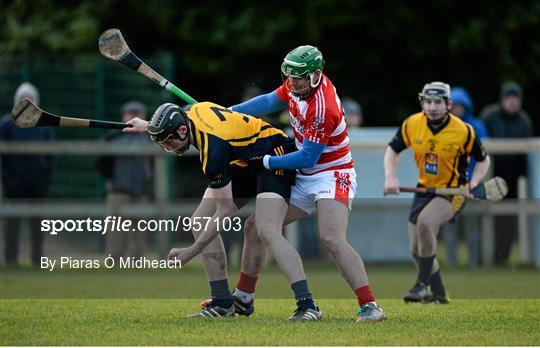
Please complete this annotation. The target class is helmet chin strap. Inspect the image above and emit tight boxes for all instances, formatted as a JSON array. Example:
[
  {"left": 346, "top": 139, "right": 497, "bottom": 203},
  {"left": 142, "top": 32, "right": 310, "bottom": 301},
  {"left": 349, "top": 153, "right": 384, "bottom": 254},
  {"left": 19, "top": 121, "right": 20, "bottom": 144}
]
[
  {"left": 173, "top": 120, "right": 193, "bottom": 156},
  {"left": 285, "top": 71, "right": 322, "bottom": 99},
  {"left": 310, "top": 72, "right": 322, "bottom": 88}
]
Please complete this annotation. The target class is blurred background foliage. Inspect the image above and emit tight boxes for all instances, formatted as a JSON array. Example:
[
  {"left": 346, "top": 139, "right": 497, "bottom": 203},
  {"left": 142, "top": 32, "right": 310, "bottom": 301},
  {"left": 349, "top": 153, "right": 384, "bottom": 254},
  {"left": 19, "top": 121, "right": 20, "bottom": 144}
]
[{"left": 1, "top": 0, "right": 539, "bottom": 131}]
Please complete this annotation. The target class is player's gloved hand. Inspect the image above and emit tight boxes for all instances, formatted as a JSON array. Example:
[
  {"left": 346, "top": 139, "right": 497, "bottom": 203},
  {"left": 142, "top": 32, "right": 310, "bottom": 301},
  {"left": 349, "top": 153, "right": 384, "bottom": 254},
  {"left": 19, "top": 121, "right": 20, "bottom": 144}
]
[{"left": 247, "top": 154, "right": 270, "bottom": 172}]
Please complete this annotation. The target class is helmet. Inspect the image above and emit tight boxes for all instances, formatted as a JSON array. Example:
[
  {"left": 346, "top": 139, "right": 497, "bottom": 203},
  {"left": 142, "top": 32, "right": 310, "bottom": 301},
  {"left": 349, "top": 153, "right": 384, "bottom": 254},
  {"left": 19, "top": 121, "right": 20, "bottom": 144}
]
[
  {"left": 418, "top": 82, "right": 451, "bottom": 103},
  {"left": 148, "top": 103, "right": 191, "bottom": 155},
  {"left": 281, "top": 45, "right": 325, "bottom": 93}
]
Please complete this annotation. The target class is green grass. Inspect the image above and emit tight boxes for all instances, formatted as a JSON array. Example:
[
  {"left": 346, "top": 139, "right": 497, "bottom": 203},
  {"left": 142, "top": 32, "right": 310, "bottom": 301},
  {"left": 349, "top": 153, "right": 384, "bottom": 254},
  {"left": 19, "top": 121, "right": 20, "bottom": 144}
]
[
  {"left": 1, "top": 299, "right": 539, "bottom": 345},
  {"left": 1, "top": 265, "right": 539, "bottom": 345},
  {"left": 2, "top": 264, "right": 539, "bottom": 299}
]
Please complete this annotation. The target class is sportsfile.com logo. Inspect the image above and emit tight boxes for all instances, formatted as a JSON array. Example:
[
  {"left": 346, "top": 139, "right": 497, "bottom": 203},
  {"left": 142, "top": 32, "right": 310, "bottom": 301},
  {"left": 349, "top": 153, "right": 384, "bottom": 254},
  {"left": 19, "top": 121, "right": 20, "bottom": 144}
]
[{"left": 41, "top": 216, "right": 242, "bottom": 236}]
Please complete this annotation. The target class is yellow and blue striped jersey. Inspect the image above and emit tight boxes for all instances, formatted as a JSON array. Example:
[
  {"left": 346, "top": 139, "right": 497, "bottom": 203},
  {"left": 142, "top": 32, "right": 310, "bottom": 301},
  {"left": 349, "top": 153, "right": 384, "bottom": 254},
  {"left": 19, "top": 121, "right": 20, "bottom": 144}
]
[
  {"left": 187, "top": 102, "right": 288, "bottom": 188},
  {"left": 389, "top": 112, "right": 486, "bottom": 188}
]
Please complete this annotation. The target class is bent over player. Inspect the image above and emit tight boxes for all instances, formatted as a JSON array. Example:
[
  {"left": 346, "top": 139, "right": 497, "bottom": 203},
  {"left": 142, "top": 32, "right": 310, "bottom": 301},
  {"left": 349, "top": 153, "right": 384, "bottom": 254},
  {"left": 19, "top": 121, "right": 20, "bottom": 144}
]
[
  {"left": 229, "top": 45, "right": 385, "bottom": 322},
  {"left": 125, "top": 101, "right": 323, "bottom": 320},
  {"left": 383, "top": 82, "right": 490, "bottom": 304}
]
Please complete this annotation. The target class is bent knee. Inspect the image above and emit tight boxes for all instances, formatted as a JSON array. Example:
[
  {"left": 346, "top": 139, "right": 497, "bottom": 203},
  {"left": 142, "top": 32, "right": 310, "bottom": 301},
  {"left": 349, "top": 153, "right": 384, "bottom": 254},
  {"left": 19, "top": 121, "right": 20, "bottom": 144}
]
[
  {"left": 320, "top": 234, "right": 346, "bottom": 254},
  {"left": 244, "top": 215, "right": 257, "bottom": 234},
  {"left": 416, "top": 219, "right": 433, "bottom": 238},
  {"left": 256, "top": 228, "right": 279, "bottom": 246}
]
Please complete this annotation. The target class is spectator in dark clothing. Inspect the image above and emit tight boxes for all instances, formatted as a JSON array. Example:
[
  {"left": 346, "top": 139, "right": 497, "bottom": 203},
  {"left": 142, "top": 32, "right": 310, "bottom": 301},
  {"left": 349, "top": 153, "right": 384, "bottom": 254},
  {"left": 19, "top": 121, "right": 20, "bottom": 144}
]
[
  {"left": 480, "top": 82, "right": 534, "bottom": 265},
  {"left": 96, "top": 101, "right": 153, "bottom": 260},
  {"left": 443, "top": 87, "right": 488, "bottom": 267},
  {"left": 0, "top": 82, "right": 53, "bottom": 265},
  {"left": 342, "top": 97, "right": 363, "bottom": 129}
]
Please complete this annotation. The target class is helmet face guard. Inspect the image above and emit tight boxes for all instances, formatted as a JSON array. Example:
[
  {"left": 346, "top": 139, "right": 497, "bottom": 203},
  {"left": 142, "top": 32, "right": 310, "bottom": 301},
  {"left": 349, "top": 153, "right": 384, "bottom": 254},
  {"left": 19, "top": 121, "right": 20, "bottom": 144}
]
[
  {"left": 281, "top": 45, "right": 325, "bottom": 98},
  {"left": 152, "top": 132, "right": 190, "bottom": 155},
  {"left": 418, "top": 82, "right": 452, "bottom": 124},
  {"left": 418, "top": 82, "right": 451, "bottom": 105}
]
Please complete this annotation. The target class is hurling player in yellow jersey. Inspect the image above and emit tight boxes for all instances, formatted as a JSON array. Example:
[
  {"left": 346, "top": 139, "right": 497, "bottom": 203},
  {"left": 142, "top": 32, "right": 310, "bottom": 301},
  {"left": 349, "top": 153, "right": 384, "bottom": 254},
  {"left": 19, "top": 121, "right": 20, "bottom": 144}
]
[
  {"left": 384, "top": 82, "right": 490, "bottom": 304},
  {"left": 124, "top": 102, "right": 324, "bottom": 320}
]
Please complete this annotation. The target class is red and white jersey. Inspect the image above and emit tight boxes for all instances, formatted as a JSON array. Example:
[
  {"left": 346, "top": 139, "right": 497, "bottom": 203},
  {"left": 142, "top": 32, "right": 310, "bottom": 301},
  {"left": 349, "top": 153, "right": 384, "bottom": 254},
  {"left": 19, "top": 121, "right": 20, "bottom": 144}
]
[{"left": 276, "top": 74, "right": 354, "bottom": 175}]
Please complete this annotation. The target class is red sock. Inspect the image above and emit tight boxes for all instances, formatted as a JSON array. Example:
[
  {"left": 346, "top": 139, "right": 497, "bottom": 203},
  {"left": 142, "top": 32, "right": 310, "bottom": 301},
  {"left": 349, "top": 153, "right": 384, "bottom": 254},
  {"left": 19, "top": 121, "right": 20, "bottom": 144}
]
[
  {"left": 355, "top": 285, "right": 375, "bottom": 306},
  {"left": 235, "top": 272, "right": 259, "bottom": 293}
]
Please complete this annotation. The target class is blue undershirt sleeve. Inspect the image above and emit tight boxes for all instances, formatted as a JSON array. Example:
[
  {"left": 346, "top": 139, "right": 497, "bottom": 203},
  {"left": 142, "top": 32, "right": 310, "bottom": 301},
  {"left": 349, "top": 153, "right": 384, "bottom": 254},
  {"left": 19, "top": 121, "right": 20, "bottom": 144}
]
[
  {"left": 230, "top": 91, "right": 287, "bottom": 116},
  {"left": 268, "top": 139, "right": 325, "bottom": 170}
]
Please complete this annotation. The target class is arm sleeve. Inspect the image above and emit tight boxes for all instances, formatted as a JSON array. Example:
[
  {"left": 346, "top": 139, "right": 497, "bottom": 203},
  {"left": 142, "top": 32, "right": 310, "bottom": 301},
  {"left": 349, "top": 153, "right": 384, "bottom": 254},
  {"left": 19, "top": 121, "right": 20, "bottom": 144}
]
[
  {"left": 470, "top": 137, "right": 487, "bottom": 161},
  {"left": 388, "top": 120, "right": 409, "bottom": 153},
  {"left": 464, "top": 124, "right": 487, "bottom": 161},
  {"left": 204, "top": 136, "right": 232, "bottom": 188},
  {"left": 267, "top": 139, "right": 325, "bottom": 170},
  {"left": 230, "top": 91, "right": 288, "bottom": 116},
  {"left": 206, "top": 157, "right": 231, "bottom": 189}
]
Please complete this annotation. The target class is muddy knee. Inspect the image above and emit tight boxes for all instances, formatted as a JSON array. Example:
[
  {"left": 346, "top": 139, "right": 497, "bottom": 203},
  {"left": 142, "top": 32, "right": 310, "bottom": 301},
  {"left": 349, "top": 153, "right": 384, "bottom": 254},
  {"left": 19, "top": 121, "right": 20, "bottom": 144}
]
[{"left": 243, "top": 215, "right": 258, "bottom": 240}]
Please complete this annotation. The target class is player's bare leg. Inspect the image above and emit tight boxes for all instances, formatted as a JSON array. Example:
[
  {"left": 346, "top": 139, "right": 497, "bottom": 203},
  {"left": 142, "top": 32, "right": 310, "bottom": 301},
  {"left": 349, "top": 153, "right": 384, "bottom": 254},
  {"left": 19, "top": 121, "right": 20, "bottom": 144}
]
[
  {"left": 404, "top": 197, "right": 453, "bottom": 304},
  {"left": 240, "top": 215, "right": 268, "bottom": 276},
  {"left": 188, "top": 191, "right": 235, "bottom": 318},
  {"left": 316, "top": 198, "right": 384, "bottom": 322},
  {"left": 409, "top": 223, "right": 441, "bottom": 275},
  {"left": 232, "top": 203, "right": 310, "bottom": 316},
  {"left": 254, "top": 193, "right": 321, "bottom": 320},
  {"left": 317, "top": 199, "right": 367, "bottom": 288},
  {"left": 231, "top": 214, "right": 267, "bottom": 316},
  {"left": 235, "top": 204, "right": 309, "bottom": 283},
  {"left": 255, "top": 194, "right": 306, "bottom": 283}
]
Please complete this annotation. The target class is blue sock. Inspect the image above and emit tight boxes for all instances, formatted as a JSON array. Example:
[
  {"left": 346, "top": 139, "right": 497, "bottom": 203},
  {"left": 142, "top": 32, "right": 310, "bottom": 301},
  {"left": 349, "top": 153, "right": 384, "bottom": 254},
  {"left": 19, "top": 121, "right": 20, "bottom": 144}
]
[
  {"left": 210, "top": 279, "right": 233, "bottom": 308},
  {"left": 291, "top": 280, "right": 316, "bottom": 310},
  {"left": 417, "top": 255, "right": 435, "bottom": 285}
]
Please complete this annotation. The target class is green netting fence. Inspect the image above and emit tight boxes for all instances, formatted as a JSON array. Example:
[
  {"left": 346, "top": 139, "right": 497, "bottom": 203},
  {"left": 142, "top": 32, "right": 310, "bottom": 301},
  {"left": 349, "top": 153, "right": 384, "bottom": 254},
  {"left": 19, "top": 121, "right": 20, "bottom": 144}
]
[{"left": 0, "top": 54, "right": 177, "bottom": 198}]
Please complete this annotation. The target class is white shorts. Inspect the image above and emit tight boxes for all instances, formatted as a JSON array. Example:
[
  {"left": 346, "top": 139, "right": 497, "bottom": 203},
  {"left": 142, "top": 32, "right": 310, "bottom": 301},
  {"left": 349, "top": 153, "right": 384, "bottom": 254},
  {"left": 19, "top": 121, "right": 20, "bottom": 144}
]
[{"left": 290, "top": 168, "right": 357, "bottom": 214}]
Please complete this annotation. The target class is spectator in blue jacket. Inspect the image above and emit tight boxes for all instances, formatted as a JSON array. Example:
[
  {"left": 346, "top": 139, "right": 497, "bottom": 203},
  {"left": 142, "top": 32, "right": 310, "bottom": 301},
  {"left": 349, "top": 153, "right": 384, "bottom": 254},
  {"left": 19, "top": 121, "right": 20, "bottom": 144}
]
[
  {"left": 451, "top": 87, "right": 488, "bottom": 178},
  {"left": 443, "top": 87, "right": 488, "bottom": 267}
]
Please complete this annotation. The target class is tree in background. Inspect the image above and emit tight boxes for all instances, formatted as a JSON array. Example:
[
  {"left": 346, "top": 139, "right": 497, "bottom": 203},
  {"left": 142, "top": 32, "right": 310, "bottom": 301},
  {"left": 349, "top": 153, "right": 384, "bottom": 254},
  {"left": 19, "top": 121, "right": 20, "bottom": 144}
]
[{"left": 1, "top": 0, "right": 538, "bottom": 133}]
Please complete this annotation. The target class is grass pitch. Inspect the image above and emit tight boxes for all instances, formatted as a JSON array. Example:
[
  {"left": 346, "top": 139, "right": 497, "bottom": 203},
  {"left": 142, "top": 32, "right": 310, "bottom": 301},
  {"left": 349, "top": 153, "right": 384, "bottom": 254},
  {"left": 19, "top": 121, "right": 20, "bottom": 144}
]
[{"left": 1, "top": 265, "right": 539, "bottom": 345}]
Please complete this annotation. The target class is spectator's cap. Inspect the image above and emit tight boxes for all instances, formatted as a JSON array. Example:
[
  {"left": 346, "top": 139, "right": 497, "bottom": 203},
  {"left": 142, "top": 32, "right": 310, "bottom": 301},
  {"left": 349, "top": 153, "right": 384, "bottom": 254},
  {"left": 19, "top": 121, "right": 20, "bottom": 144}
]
[
  {"left": 14, "top": 82, "right": 40, "bottom": 106},
  {"left": 342, "top": 97, "right": 362, "bottom": 116},
  {"left": 500, "top": 81, "right": 523, "bottom": 99},
  {"left": 122, "top": 100, "right": 146, "bottom": 115}
]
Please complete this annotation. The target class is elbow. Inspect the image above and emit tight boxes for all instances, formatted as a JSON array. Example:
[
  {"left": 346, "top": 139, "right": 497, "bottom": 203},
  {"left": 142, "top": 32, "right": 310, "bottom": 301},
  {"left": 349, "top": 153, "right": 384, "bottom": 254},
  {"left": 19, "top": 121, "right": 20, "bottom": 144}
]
[
  {"left": 478, "top": 154, "right": 490, "bottom": 166},
  {"left": 304, "top": 148, "right": 322, "bottom": 168},
  {"left": 484, "top": 155, "right": 491, "bottom": 168},
  {"left": 307, "top": 156, "right": 319, "bottom": 168},
  {"left": 300, "top": 154, "right": 319, "bottom": 169}
]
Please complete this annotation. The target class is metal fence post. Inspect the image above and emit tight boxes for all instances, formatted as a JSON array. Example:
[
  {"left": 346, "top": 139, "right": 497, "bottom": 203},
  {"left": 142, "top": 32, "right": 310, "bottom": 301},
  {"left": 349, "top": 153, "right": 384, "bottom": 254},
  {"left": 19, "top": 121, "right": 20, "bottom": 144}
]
[
  {"left": 518, "top": 177, "right": 531, "bottom": 263},
  {"left": 481, "top": 214, "right": 494, "bottom": 266}
]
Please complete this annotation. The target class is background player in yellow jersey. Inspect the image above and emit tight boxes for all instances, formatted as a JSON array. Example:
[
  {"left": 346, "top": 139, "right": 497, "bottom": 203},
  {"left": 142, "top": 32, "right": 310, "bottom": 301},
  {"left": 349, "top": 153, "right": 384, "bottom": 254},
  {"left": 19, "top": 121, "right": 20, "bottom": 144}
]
[
  {"left": 125, "top": 102, "right": 323, "bottom": 320},
  {"left": 383, "top": 82, "right": 490, "bottom": 304}
]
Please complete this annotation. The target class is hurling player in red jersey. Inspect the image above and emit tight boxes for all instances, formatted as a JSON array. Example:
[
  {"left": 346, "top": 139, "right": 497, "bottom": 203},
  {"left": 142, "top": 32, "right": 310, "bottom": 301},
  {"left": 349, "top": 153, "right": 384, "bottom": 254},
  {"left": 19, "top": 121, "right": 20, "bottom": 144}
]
[{"left": 229, "top": 46, "right": 385, "bottom": 322}]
